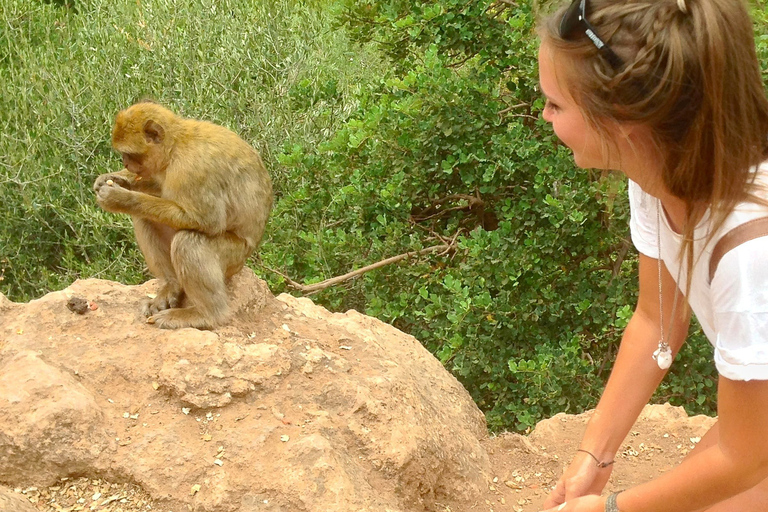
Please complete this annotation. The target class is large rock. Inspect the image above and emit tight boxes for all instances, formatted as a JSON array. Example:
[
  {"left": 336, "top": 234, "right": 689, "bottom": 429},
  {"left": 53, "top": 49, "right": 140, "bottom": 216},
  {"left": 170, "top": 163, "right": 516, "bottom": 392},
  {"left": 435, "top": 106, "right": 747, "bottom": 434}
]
[
  {"left": 0, "top": 269, "right": 491, "bottom": 512},
  {"left": 0, "top": 487, "right": 37, "bottom": 512},
  {"left": 0, "top": 351, "right": 110, "bottom": 483}
]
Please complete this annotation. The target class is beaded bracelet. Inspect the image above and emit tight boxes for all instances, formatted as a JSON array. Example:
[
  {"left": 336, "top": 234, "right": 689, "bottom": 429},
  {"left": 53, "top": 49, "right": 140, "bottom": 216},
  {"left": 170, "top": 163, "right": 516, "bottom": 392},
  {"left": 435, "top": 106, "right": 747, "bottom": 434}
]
[
  {"left": 577, "top": 449, "right": 615, "bottom": 468},
  {"left": 605, "top": 491, "right": 622, "bottom": 512}
]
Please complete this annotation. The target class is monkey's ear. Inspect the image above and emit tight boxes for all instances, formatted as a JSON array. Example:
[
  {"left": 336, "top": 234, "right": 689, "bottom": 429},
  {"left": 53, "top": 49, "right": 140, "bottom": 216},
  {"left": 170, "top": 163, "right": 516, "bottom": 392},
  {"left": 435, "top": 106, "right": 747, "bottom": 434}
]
[{"left": 143, "top": 120, "right": 165, "bottom": 144}]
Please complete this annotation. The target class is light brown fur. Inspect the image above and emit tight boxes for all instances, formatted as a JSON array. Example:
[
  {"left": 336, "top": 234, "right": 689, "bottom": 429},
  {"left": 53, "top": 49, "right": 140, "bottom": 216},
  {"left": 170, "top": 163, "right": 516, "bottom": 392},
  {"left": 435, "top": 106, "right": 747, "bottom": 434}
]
[{"left": 94, "top": 102, "right": 272, "bottom": 329}]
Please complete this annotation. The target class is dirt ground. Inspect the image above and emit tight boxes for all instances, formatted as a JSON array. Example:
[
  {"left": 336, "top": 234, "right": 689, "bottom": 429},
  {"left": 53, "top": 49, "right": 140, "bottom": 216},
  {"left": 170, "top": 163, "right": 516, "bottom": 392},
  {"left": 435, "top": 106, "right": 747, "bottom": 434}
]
[
  {"left": 472, "top": 406, "right": 714, "bottom": 512},
  {"left": 10, "top": 405, "right": 713, "bottom": 512}
]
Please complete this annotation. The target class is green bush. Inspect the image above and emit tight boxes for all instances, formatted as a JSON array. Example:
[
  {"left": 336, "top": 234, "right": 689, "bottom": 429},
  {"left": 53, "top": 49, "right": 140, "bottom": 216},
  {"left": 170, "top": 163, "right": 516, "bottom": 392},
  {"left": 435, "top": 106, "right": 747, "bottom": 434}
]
[
  {"left": 265, "top": 0, "right": 766, "bottom": 430},
  {"left": 270, "top": 1, "right": 628, "bottom": 430}
]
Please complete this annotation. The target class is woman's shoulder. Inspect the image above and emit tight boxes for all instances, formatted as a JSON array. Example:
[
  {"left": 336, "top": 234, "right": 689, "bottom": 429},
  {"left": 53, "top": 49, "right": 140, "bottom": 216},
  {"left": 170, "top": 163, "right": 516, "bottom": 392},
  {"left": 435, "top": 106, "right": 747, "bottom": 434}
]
[
  {"left": 707, "top": 161, "right": 768, "bottom": 262},
  {"left": 715, "top": 160, "right": 768, "bottom": 229}
]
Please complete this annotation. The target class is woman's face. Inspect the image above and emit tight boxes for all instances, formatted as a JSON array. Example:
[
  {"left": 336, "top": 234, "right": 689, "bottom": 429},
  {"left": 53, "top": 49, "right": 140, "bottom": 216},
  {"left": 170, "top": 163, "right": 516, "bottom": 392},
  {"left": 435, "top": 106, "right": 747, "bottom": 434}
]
[
  {"left": 538, "top": 42, "right": 670, "bottom": 198},
  {"left": 538, "top": 43, "right": 609, "bottom": 170}
]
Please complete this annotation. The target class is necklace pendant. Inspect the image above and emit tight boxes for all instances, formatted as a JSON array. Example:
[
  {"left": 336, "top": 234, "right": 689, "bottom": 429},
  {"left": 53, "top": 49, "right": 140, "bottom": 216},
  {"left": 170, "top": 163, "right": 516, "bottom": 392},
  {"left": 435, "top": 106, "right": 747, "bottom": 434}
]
[{"left": 652, "top": 343, "right": 673, "bottom": 370}]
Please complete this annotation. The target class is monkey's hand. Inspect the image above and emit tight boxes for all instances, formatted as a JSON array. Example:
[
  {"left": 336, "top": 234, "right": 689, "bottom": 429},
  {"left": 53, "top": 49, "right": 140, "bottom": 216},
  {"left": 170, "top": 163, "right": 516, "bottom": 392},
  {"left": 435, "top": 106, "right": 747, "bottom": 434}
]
[
  {"left": 93, "top": 173, "right": 133, "bottom": 193},
  {"left": 95, "top": 180, "right": 137, "bottom": 214}
]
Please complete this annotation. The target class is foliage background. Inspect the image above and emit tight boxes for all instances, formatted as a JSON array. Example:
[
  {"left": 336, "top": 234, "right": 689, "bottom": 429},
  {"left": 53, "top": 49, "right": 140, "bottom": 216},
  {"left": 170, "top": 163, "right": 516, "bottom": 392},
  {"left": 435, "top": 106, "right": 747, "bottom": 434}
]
[{"left": 2, "top": 0, "right": 766, "bottom": 432}]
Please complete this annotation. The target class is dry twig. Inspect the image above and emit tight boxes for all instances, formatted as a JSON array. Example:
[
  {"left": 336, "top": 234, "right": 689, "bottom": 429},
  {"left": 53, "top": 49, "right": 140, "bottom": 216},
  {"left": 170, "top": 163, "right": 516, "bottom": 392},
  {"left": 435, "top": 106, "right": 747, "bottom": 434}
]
[{"left": 262, "top": 244, "right": 453, "bottom": 294}]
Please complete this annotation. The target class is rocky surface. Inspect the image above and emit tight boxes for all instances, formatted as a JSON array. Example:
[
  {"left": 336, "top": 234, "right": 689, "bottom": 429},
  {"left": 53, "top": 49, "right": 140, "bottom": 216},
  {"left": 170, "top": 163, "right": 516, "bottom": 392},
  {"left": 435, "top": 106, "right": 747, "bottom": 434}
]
[
  {"left": 0, "top": 269, "right": 490, "bottom": 512},
  {"left": 0, "top": 270, "right": 716, "bottom": 512}
]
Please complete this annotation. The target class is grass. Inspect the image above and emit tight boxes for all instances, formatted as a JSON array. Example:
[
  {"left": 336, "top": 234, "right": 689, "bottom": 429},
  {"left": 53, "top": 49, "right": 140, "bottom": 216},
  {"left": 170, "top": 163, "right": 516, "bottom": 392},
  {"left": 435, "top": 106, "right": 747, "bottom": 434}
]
[{"left": 0, "top": 0, "right": 385, "bottom": 301}]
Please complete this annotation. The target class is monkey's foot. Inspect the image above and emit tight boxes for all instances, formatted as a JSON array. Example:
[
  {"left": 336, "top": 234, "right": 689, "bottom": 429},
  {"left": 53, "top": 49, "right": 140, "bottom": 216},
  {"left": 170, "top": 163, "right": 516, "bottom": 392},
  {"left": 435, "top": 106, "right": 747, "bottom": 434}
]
[
  {"left": 141, "top": 286, "right": 183, "bottom": 317},
  {"left": 147, "top": 306, "right": 225, "bottom": 330}
]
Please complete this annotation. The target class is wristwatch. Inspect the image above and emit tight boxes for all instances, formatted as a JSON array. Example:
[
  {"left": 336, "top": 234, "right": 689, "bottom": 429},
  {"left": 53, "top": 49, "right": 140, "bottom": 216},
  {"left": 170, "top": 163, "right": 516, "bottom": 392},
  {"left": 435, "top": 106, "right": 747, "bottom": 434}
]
[{"left": 605, "top": 492, "right": 621, "bottom": 512}]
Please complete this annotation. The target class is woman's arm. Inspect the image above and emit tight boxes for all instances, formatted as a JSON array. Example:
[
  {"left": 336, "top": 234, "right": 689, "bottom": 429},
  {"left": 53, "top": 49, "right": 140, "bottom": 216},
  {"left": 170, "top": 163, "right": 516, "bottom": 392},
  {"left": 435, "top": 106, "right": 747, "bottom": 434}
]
[
  {"left": 580, "top": 253, "right": 690, "bottom": 460},
  {"left": 615, "top": 376, "right": 768, "bottom": 511},
  {"left": 543, "top": 253, "right": 690, "bottom": 506}
]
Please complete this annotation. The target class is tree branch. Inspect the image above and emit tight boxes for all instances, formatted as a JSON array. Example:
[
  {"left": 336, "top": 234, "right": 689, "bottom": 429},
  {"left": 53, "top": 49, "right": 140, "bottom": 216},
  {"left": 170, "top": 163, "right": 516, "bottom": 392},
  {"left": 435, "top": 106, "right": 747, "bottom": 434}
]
[
  {"left": 496, "top": 102, "right": 529, "bottom": 116},
  {"left": 262, "top": 244, "right": 453, "bottom": 295},
  {"left": 412, "top": 194, "right": 484, "bottom": 222}
]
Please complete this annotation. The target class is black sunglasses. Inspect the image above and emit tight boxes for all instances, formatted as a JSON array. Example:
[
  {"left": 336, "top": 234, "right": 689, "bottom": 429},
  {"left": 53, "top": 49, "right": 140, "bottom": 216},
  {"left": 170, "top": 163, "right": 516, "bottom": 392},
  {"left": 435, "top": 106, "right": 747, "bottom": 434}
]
[{"left": 559, "top": 0, "right": 623, "bottom": 69}]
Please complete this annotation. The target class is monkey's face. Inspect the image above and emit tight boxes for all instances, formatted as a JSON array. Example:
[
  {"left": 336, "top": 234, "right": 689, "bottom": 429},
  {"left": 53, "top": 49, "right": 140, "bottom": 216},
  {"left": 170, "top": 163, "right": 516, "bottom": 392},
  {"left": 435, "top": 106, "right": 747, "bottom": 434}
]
[
  {"left": 121, "top": 145, "right": 167, "bottom": 178},
  {"left": 112, "top": 107, "right": 170, "bottom": 178},
  {"left": 122, "top": 152, "right": 145, "bottom": 175}
]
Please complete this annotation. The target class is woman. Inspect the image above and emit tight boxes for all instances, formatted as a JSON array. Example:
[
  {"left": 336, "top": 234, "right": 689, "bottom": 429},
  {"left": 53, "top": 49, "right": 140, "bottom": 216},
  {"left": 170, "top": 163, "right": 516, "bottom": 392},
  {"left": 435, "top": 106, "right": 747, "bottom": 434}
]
[{"left": 536, "top": 0, "right": 768, "bottom": 510}]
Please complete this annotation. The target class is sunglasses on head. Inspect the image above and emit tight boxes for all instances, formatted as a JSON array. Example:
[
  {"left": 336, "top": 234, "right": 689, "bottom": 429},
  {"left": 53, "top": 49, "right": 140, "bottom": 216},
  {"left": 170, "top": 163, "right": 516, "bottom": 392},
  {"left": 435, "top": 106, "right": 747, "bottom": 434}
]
[{"left": 559, "top": 0, "right": 623, "bottom": 69}]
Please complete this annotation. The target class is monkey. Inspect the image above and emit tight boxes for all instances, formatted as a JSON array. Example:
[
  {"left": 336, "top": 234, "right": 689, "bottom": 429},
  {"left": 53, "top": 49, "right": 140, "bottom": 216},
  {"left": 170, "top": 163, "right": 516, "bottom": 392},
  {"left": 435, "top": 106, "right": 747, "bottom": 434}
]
[{"left": 93, "top": 101, "right": 272, "bottom": 329}]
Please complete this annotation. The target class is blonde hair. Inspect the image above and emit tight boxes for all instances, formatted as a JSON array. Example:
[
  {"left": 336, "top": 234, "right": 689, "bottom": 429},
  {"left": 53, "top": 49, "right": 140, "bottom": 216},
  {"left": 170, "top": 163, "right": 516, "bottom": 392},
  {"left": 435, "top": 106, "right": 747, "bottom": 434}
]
[{"left": 540, "top": 0, "right": 768, "bottom": 281}]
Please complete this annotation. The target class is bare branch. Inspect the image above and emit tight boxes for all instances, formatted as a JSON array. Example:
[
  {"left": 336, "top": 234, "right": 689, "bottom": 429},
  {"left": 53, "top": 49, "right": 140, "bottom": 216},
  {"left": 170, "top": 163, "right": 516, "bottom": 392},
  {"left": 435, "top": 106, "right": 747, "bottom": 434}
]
[
  {"left": 412, "top": 194, "right": 484, "bottom": 222},
  {"left": 429, "top": 193, "right": 482, "bottom": 206},
  {"left": 260, "top": 264, "right": 305, "bottom": 290},
  {"left": 447, "top": 53, "right": 478, "bottom": 69},
  {"left": 487, "top": 0, "right": 519, "bottom": 18},
  {"left": 503, "top": 113, "right": 539, "bottom": 121},
  {"left": 496, "top": 102, "right": 529, "bottom": 116},
  {"left": 611, "top": 238, "right": 632, "bottom": 277},
  {"left": 262, "top": 244, "right": 453, "bottom": 295},
  {"left": 414, "top": 205, "right": 471, "bottom": 222}
]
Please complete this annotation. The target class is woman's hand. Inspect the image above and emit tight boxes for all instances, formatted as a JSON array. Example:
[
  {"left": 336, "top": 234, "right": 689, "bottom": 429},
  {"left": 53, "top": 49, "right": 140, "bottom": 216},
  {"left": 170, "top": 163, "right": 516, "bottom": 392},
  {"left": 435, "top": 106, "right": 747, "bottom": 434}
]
[
  {"left": 541, "top": 451, "right": 613, "bottom": 508},
  {"left": 540, "top": 494, "right": 605, "bottom": 512}
]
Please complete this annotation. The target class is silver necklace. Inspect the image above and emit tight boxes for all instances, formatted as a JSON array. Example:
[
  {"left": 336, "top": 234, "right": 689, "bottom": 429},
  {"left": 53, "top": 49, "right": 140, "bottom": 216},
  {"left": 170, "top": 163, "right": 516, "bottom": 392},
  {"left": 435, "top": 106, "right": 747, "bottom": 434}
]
[{"left": 653, "top": 200, "right": 679, "bottom": 370}]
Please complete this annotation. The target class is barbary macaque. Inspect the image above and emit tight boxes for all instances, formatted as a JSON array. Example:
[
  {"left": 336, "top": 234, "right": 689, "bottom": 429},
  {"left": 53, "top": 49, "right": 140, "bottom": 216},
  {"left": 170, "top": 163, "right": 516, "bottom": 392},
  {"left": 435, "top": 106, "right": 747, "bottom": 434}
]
[{"left": 93, "top": 101, "right": 272, "bottom": 329}]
